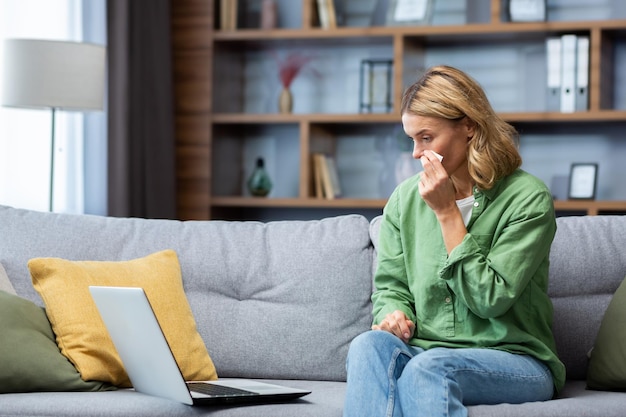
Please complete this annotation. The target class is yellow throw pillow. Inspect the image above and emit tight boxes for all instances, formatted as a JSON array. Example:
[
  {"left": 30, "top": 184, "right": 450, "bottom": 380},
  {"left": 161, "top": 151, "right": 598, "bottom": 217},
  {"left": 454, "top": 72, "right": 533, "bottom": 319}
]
[{"left": 28, "top": 249, "right": 217, "bottom": 387}]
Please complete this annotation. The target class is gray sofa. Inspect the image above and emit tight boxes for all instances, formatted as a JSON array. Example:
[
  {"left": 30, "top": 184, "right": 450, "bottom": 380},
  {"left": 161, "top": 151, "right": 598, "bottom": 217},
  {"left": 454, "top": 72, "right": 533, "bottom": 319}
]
[{"left": 0, "top": 204, "right": 625, "bottom": 416}]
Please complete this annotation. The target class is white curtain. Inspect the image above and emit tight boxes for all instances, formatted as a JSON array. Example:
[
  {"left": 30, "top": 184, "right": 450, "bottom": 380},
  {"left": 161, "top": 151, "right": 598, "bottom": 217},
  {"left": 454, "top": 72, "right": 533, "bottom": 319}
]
[{"left": 0, "top": 0, "right": 107, "bottom": 214}]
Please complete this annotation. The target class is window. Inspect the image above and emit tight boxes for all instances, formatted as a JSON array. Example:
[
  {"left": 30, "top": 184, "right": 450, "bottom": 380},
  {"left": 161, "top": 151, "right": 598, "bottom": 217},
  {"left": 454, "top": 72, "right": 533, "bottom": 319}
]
[{"left": 0, "top": 0, "right": 106, "bottom": 214}]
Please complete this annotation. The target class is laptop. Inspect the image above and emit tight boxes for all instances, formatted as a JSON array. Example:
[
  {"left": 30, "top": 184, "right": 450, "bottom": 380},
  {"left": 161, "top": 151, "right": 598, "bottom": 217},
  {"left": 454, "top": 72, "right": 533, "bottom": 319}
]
[{"left": 88, "top": 285, "right": 311, "bottom": 405}]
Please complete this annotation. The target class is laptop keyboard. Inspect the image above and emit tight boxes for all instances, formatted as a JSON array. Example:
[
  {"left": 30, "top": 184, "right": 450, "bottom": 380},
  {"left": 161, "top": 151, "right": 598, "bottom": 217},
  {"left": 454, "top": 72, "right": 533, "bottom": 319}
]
[{"left": 187, "top": 382, "right": 260, "bottom": 398}]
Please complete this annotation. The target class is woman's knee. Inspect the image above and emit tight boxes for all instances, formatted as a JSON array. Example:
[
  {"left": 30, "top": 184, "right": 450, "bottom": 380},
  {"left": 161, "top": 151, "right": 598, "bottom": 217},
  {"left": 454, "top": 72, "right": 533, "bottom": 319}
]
[
  {"left": 347, "top": 331, "right": 407, "bottom": 364},
  {"left": 400, "top": 348, "right": 459, "bottom": 379},
  {"left": 349, "top": 331, "right": 393, "bottom": 355}
]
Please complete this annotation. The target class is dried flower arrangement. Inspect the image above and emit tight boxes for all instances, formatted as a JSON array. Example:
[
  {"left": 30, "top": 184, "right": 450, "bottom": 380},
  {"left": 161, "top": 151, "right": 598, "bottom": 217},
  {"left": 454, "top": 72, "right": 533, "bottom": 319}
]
[{"left": 273, "top": 52, "right": 316, "bottom": 88}]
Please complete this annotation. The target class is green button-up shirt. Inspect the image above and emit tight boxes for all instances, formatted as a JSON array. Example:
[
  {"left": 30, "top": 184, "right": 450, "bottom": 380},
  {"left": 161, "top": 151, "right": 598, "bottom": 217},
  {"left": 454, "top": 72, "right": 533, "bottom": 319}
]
[{"left": 373, "top": 169, "right": 566, "bottom": 392}]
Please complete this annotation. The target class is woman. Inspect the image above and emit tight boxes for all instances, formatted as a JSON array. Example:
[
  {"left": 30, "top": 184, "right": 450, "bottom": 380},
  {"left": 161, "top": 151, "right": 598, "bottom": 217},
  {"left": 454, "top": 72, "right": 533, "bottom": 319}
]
[{"left": 344, "top": 65, "right": 565, "bottom": 417}]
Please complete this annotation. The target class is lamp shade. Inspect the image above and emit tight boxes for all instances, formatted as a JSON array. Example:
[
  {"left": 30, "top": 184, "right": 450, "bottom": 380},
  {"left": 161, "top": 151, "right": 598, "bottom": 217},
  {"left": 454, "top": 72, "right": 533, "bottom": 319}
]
[{"left": 2, "top": 39, "right": 105, "bottom": 111}]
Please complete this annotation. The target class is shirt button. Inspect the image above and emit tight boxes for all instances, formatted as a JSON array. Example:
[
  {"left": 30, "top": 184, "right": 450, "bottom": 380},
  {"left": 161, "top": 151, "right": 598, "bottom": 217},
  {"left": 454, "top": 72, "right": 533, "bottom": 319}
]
[
  {"left": 445, "top": 297, "right": 451, "bottom": 303},
  {"left": 473, "top": 202, "right": 479, "bottom": 207}
]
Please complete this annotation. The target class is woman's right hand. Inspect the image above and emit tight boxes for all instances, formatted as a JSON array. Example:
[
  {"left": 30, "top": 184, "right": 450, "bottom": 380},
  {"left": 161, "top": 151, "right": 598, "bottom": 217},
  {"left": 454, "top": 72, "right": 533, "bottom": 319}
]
[{"left": 372, "top": 310, "right": 416, "bottom": 343}]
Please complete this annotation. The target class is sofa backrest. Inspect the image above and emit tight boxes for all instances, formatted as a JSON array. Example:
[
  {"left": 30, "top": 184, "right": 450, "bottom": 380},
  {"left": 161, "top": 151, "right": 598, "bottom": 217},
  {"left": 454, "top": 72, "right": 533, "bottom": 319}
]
[
  {"left": 369, "top": 214, "right": 626, "bottom": 381},
  {"left": 0, "top": 206, "right": 375, "bottom": 382},
  {"left": 549, "top": 215, "right": 626, "bottom": 380}
]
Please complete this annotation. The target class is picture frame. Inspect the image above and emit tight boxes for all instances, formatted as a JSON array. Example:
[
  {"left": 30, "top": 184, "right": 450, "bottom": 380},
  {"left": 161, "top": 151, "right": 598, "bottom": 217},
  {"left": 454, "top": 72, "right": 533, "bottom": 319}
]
[
  {"left": 359, "top": 59, "right": 393, "bottom": 113},
  {"left": 386, "top": 0, "right": 434, "bottom": 26},
  {"left": 508, "top": 0, "right": 546, "bottom": 22},
  {"left": 568, "top": 163, "right": 598, "bottom": 200}
]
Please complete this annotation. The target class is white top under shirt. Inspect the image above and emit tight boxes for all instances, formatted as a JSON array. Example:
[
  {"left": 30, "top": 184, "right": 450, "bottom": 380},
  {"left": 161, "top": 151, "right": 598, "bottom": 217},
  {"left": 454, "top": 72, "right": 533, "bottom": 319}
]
[{"left": 456, "top": 195, "right": 475, "bottom": 226}]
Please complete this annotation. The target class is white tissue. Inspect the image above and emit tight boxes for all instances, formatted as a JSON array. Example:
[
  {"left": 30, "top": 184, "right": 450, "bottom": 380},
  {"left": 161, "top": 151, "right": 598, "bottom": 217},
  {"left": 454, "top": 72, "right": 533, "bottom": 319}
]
[
  {"left": 419, "top": 150, "right": 443, "bottom": 170},
  {"left": 430, "top": 150, "right": 444, "bottom": 162}
]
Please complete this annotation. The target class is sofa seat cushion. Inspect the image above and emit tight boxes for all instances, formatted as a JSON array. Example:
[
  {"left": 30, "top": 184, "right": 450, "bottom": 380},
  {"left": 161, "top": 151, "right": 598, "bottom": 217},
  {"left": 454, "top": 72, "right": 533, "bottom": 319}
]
[
  {"left": 0, "top": 380, "right": 347, "bottom": 417},
  {"left": 468, "top": 380, "right": 626, "bottom": 417},
  {"left": 2, "top": 380, "right": 626, "bottom": 417},
  {"left": 587, "top": 276, "right": 626, "bottom": 390},
  {"left": 28, "top": 249, "right": 217, "bottom": 387},
  {"left": 0, "top": 290, "right": 112, "bottom": 393}
]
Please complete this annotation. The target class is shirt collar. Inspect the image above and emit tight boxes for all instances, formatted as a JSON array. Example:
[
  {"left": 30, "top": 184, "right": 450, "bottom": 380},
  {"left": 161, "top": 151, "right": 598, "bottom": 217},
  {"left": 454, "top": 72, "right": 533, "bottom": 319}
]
[{"left": 476, "top": 173, "right": 509, "bottom": 201}]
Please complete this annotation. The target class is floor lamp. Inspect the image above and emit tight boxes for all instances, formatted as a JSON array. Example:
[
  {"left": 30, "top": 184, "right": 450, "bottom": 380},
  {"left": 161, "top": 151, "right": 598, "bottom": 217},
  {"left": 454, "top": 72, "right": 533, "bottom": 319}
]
[{"left": 1, "top": 39, "right": 105, "bottom": 212}]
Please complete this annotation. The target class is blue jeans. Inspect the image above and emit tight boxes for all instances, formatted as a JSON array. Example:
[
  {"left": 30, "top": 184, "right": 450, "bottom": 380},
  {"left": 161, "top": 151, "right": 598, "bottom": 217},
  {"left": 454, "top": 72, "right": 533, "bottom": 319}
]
[{"left": 344, "top": 331, "right": 554, "bottom": 417}]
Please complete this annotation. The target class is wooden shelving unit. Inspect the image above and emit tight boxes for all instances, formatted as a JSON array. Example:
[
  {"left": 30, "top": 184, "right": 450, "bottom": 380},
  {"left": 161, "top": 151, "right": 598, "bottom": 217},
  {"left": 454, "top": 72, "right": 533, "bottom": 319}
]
[
  {"left": 554, "top": 200, "right": 626, "bottom": 216},
  {"left": 212, "top": 196, "right": 387, "bottom": 209},
  {"left": 172, "top": 0, "right": 626, "bottom": 220},
  {"left": 212, "top": 197, "right": 626, "bottom": 215}
]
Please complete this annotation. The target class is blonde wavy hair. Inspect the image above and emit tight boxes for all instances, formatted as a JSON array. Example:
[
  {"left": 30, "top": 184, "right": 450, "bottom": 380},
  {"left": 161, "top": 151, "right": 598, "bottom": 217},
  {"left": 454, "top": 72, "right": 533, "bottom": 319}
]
[{"left": 400, "top": 65, "right": 521, "bottom": 190}]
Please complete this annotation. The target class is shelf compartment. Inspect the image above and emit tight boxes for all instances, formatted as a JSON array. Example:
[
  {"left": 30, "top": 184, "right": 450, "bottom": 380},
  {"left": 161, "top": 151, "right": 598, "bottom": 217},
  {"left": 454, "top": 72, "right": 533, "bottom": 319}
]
[
  {"left": 213, "top": 40, "right": 394, "bottom": 115},
  {"left": 600, "top": 28, "right": 626, "bottom": 110},
  {"left": 517, "top": 122, "right": 626, "bottom": 202},
  {"left": 403, "top": 36, "right": 567, "bottom": 113},
  {"left": 211, "top": 123, "right": 301, "bottom": 198},
  {"left": 309, "top": 122, "right": 414, "bottom": 200},
  {"left": 539, "top": 0, "right": 626, "bottom": 23}
]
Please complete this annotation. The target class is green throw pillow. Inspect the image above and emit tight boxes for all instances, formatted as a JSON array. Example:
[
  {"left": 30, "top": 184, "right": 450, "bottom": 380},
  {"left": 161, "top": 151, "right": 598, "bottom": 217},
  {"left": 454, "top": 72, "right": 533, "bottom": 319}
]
[
  {"left": 0, "top": 290, "right": 114, "bottom": 393},
  {"left": 587, "top": 276, "right": 626, "bottom": 391}
]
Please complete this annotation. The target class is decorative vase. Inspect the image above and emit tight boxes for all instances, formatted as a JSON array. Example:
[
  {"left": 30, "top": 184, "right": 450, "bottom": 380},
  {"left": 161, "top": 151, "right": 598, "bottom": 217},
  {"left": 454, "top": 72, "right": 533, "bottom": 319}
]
[
  {"left": 278, "top": 87, "right": 293, "bottom": 113},
  {"left": 247, "top": 157, "right": 273, "bottom": 197}
]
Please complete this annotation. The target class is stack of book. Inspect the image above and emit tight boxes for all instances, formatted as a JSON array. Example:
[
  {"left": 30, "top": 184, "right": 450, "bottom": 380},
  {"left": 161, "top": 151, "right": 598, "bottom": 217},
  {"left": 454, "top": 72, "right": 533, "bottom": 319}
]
[
  {"left": 546, "top": 34, "right": 589, "bottom": 112},
  {"left": 312, "top": 153, "right": 342, "bottom": 199}
]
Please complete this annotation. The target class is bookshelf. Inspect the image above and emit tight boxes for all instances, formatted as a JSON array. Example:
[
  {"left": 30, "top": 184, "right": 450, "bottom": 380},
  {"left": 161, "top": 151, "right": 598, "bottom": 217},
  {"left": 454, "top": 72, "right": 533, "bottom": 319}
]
[{"left": 172, "top": 0, "right": 626, "bottom": 221}]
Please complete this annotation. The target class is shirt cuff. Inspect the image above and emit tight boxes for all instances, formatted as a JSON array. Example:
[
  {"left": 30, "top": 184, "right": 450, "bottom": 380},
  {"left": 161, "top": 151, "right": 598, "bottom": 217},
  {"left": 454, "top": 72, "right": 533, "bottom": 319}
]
[{"left": 439, "top": 233, "right": 480, "bottom": 280}]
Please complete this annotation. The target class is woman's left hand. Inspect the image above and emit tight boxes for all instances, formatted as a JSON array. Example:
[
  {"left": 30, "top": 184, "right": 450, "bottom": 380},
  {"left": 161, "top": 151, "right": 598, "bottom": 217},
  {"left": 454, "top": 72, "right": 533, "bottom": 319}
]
[
  {"left": 418, "top": 150, "right": 456, "bottom": 213},
  {"left": 418, "top": 150, "right": 468, "bottom": 254}
]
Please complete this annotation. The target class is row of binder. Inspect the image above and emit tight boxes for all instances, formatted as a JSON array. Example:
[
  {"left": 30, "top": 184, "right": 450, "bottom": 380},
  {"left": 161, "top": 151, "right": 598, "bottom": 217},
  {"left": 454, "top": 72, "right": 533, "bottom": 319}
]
[{"left": 546, "top": 34, "right": 589, "bottom": 113}]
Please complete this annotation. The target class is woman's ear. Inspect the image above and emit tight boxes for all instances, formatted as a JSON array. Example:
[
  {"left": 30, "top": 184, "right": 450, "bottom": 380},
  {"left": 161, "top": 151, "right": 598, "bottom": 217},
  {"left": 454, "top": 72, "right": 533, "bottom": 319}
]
[{"left": 464, "top": 118, "right": 476, "bottom": 140}]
